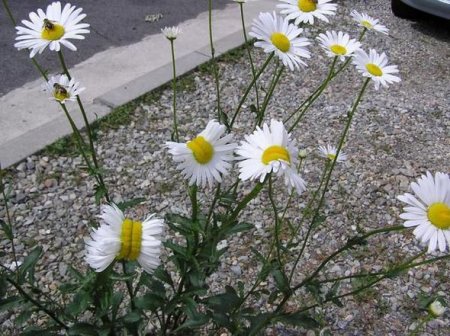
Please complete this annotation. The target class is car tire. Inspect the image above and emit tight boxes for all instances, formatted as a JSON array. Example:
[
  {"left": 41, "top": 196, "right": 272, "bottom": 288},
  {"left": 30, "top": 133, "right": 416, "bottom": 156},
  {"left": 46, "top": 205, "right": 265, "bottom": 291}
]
[{"left": 391, "top": 0, "right": 421, "bottom": 19}]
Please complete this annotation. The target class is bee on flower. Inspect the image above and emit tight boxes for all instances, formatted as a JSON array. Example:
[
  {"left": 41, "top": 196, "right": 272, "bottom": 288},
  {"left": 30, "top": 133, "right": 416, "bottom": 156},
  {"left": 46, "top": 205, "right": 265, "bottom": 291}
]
[
  {"left": 43, "top": 74, "right": 85, "bottom": 104},
  {"left": 14, "top": 1, "right": 90, "bottom": 58}
]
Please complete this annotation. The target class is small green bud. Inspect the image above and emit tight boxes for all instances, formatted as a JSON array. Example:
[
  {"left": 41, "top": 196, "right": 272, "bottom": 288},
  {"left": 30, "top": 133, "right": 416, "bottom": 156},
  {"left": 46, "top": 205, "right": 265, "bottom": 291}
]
[{"left": 298, "top": 149, "right": 308, "bottom": 159}]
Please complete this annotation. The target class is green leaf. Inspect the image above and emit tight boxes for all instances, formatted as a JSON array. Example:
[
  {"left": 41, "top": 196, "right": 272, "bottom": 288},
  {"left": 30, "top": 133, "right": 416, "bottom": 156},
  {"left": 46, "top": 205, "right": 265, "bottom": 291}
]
[
  {"left": 134, "top": 293, "right": 165, "bottom": 312},
  {"left": 224, "top": 222, "right": 254, "bottom": 236},
  {"left": 275, "top": 312, "right": 320, "bottom": 329},
  {"left": 123, "top": 310, "right": 141, "bottom": 324},
  {"left": 116, "top": 197, "right": 146, "bottom": 211},
  {"left": 246, "top": 313, "right": 272, "bottom": 336},
  {"left": 68, "top": 323, "right": 99, "bottom": 336},
  {"left": 272, "top": 267, "right": 290, "bottom": 293},
  {"left": 111, "top": 292, "right": 123, "bottom": 321},
  {"left": 250, "top": 104, "right": 258, "bottom": 114},
  {"left": 174, "top": 313, "right": 210, "bottom": 332},
  {"left": 312, "top": 214, "right": 327, "bottom": 228},
  {"left": 0, "top": 296, "right": 24, "bottom": 312},
  {"left": 18, "top": 246, "right": 42, "bottom": 283},
  {"left": 94, "top": 185, "right": 106, "bottom": 205},
  {"left": 15, "top": 307, "right": 33, "bottom": 326},
  {"left": 22, "top": 326, "right": 59, "bottom": 335},
  {"left": 164, "top": 241, "right": 191, "bottom": 261},
  {"left": 0, "top": 219, "right": 13, "bottom": 240},
  {"left": 153, "top": 267, "right": 174, "bottom": 288},
  {"left": 66, "top": 290, "right": 91, "bottom": 316},
  {"left": 206, "top": 286, "right": 240, "bottom": 314},
  {"left": 110, "top": 271, "right": 136, "bottom": 282}
]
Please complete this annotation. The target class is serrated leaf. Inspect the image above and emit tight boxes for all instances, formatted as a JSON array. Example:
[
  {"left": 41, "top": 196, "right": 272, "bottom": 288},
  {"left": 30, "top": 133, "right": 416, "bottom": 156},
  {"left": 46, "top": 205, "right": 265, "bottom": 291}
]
[
  {"left": 123, "top": 310, "right": 141, "bottom": 324},
  {"left": 174, "top": 313, "right": 210, "bottom": 332},
  {"left": 18, "top": 246, "right": 42, "bottom": 284},
  {"left": 68, "top": 323, "right": 99, "bottom": 336},
  {"left": 110, "top": 272, "right": 136, "bottom": 282},
  {"left": 153, "top": 267, "right": 174, "bottom": 288},
  {"left": 0, "top": 219, "right": 13, "bottom": 240},
  {"left": 225, "top": 222, "right": 254, "bottom": 236},
  {"left": 0, "top": 296, "right": 24, "bottom": 312},
  {"left": 66, "top": 290, "right": 91, "bottom": 316},
  {"left": 272, "top": 268, "right": 290, "bottom": 293},
  {"left": 275, "top": 312, "right": 320, "bottom": 329},
  {"left": 116, "top": 197, "right": 146, "bottom": 211},
  {"left": 134, "top": 293, "right": 164, "bottom": 312}
]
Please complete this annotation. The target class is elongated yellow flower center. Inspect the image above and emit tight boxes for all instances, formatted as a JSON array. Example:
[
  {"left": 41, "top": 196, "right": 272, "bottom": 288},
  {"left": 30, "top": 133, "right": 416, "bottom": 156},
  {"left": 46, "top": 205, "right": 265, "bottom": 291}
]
[
  {"left": 298, "top": 0, "right": 317, "bottom": 12},
  {"left": 361, "top": 20, "right": 373, "bottom": 29},
  {"left": 330, "top": 44, "right": 347, "bottom": 55},
  {"left": 270, "top": 32, "right": 290, "bottom": 53},
  {"left": 366, "top": 63, "right": 383, "bottom": 76},
  {"left": 262, "top": 145, "right": 290, "bottom": 165},
  {"left": 41, "top": 19, "right": 65, "bottom": 41},
  {"left": 187, "top": 136, "right": 214, "bottom": 164},
  {"left": 427, "top": 203, "right": 450, "bottom": 230},
  {"left": 327, "top": 153, "right": 336, "bottom": 160},
  {"left": 118, "top": 219, "right": 143, "bottom": 261},
  {"left": 53, "top": 84, "right": 70, "bottom": 102}
]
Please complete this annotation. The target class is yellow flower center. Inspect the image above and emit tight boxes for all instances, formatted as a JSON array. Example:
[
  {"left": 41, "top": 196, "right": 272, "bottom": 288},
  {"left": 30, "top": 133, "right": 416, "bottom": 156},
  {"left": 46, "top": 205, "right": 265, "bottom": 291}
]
[
  {"left": 366, "top": 63, "right": 383, "bottom": 77},
  {"left": 427, "top": 203, "right": 450, "bottom": 230},
  {"left": 270, "top": 32, "right": 290, "bottom": 53},
  {"left": 330, "top": 44, "right": 347, "bottom": 55},
  {"left": 187, "top": 136, "right": 214, "bottom": 164},
  {"left": 41, "top": 19, "right": 65, "bottom": 41},
  {"left": 117, "top": 219, "right": 143, "bottom": 261},
  {"left": 298, "top": 0, "right": 317, "bottom": 12},
  {"left": 262, "top": 145, "right": 291, "bottom": 165},
  {"left": 361, "top": 20, "right": 373, "bottom": 29},
  {"left": 53, "top": 84, "right": 70, "bottom": 102},
  {"left": 327, "top": 153, "right": 336, "bottom": 160}
]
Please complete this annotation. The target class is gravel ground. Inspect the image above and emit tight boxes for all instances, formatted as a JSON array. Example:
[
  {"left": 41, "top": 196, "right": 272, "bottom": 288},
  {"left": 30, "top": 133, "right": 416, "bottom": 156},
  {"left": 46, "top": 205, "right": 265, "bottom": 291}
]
[{"left": 1, "top": 0, "right": 449, "bottom": 334}]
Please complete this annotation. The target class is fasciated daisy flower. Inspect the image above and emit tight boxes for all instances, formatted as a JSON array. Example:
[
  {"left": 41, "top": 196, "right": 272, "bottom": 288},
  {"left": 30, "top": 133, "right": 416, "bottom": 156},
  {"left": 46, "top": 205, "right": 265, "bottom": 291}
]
[
  {"left": 317, "top": 31, "right": 361, "bottom": 61},
  {"left": 161, "top": 26, "right": 181, "bottom": 40},
  {"left": 236, "top": 119, "right": 306, "bottom": 195},
  {"left": 353, "top": 49, "right": 400, "bottom": 90},
  {"left": 250, "top": 12, "right": 311, "bottom": 70},
  {"left": 398, "top": 172, "right": 450, "bottom": 253},
  {"left": 350, "top": 10, "right": 389, "bottom": 35},
  {"left": 85, "top": 204, "right": 164, "bottom": 273},
  {"left": 43, "top": 74, "right": 85, "bottom": 104},
  {"left": 318, "top": 144, "right": 347, "bottom": 163},
  {"left": 15, "top": 1, "right": 90, "bottom": 58},
  {"left": 166, "top": 120, "right": 236, "bottom": 187},
  {"left": 277, "top": 0, "right": 337, "bottom": 25}
]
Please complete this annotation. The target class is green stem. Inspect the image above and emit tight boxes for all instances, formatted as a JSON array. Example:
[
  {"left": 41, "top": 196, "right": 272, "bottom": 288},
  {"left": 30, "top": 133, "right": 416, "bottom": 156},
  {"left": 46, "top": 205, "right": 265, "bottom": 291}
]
[
  {"left": 268, "top": 175, "right": 282, "bottom": 263},
  {"left": 258, "top": 63, "right": 284, "bottom": 127},
  {"left": 229, "top": 53, "right": 274, "bottom": 129},
  {"left": 287, "top": 57, "right": 337, "bottom": 132},
  {"left": 122, "top": 261, "right": 135, "bottom": 310},
  {"left": 6, "top": 276, "right": 68, "bottom": 329},
  {"left": 1, "top": 179, "right": 19, "bottom": 279},
  {"left": 239, "top": 3, "right": 260, "bottom": 112},
  {"left": 205, "top": 183, "right": 221, "bottom": 234},
  {"left": 57, "top": 50, "right": 110, "bottom": 202},
  {"left": 288, "top": 79, "right": 370, "bottom": 282},
  {"left": 189, "top": 185, "right": 198, "bottom": 222},
  {"left": 170, "top": 40, "right": 180, "bottom": 142},
  {"left": 208, "top": 0, "right": 222, "bottom": 123},
  {"left": 227, "top": 182, "right": 265, "bottom": 225}
]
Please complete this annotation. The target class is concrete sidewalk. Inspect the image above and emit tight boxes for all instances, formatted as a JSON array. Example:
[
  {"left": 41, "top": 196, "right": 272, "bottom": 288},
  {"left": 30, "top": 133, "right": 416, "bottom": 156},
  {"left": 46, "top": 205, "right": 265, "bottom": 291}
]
[{"left": 0, "top": 0, "right": 276, "bottom": 168}]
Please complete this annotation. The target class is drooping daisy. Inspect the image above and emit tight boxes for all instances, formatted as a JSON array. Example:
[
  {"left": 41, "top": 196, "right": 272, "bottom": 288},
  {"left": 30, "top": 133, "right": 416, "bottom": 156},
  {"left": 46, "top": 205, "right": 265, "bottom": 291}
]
[
  {"left": 353, "top": 49, "right": 400, "bottom": 90},
  {"left": 318, "top": 144, "right": 347, "bottom": 163},
  {"left": 161, "top": 26, "right": 181, "bottom": 40},
  {"left": 250, "top": 12, "right": 311, "bottom": 71},
  {"left": 15, "top": 1, "right": 90, "bottom": 58},
  {"left": 317, "top": 31, "right": 361, "bottom": 61},
  {"left": 277, "top": 0, "right": 337, "bottom": 25},
  {"left": 42, "top": 74, "right": 85, "bottom": 104},
  {"left": 398, "top": 172, "right": 450, "bottom": 253},
  {"left": 85, "top": 204, "right": 164, "bottom": 273},
  {"left": 236, "top": 119, "right": 306, "bottom": 194},
  {"left": 350, "top": 10, "right": 389, "bottom": 35},
  {"left": 166, "top": 120, "right": 236, "bottom": 188}
]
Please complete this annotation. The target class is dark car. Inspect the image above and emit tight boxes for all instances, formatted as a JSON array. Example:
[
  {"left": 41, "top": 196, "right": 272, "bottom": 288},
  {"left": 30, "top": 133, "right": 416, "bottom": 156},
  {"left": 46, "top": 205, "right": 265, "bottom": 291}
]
[{"left": 392, "top": 0, "right": 450, "bottom": 19}]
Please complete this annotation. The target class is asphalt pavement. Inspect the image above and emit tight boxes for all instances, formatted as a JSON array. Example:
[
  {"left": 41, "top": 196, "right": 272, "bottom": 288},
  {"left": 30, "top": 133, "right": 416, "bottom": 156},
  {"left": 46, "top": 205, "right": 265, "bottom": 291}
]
[{"left": 0, "top": 0, "right": 228, "bottom": 96}]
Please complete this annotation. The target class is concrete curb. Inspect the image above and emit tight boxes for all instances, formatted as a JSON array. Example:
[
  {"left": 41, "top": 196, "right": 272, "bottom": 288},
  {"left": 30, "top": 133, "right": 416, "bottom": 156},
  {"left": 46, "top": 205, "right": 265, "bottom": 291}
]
[{"left": 0, "top": 0, "right": 276, "bottom": 168}]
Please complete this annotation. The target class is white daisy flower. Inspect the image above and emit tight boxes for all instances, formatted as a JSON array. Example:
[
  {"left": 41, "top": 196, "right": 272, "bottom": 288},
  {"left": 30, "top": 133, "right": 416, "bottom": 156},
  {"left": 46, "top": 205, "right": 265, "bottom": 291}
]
[
  {"left": 397, "top": 172, "right": 450, "bottom": 253},
  {"left": 350, "top": 10, "right": 389, "bottom": 35},
  {"left": 14, "top": 1, "right": 90, "bottom": 58},
  {"left": 317, "top": 31, "right": 361, "bottom": 61},
  {"left": 166, "top": 120, "right": 236, "bottom": 188},
  {"left": 249, "top": 12, "right": 311, "bottom": 71},
  {"left": 318, "top": 144, "right": 347, "bottom": 163},
  {"left": 353, "top": 49, "right": 400, "bottom": 90},
  {"left": 277, "top": 0, "right": 337, "bottom": 25},
  {"left": 161, "top": 26, "right": 181, "bottom": 40},
  {"left": 429, "top": 300, "right": 446, "bottom": 317},
  {"left": 42, "top": 74, "right": 85, "bottom": 104},
  {"left": 236, "top": 119, "right": 306, "bottom": 195},
  {"left": 85, "top": 204, "right": 164, "bottom": 273}
]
